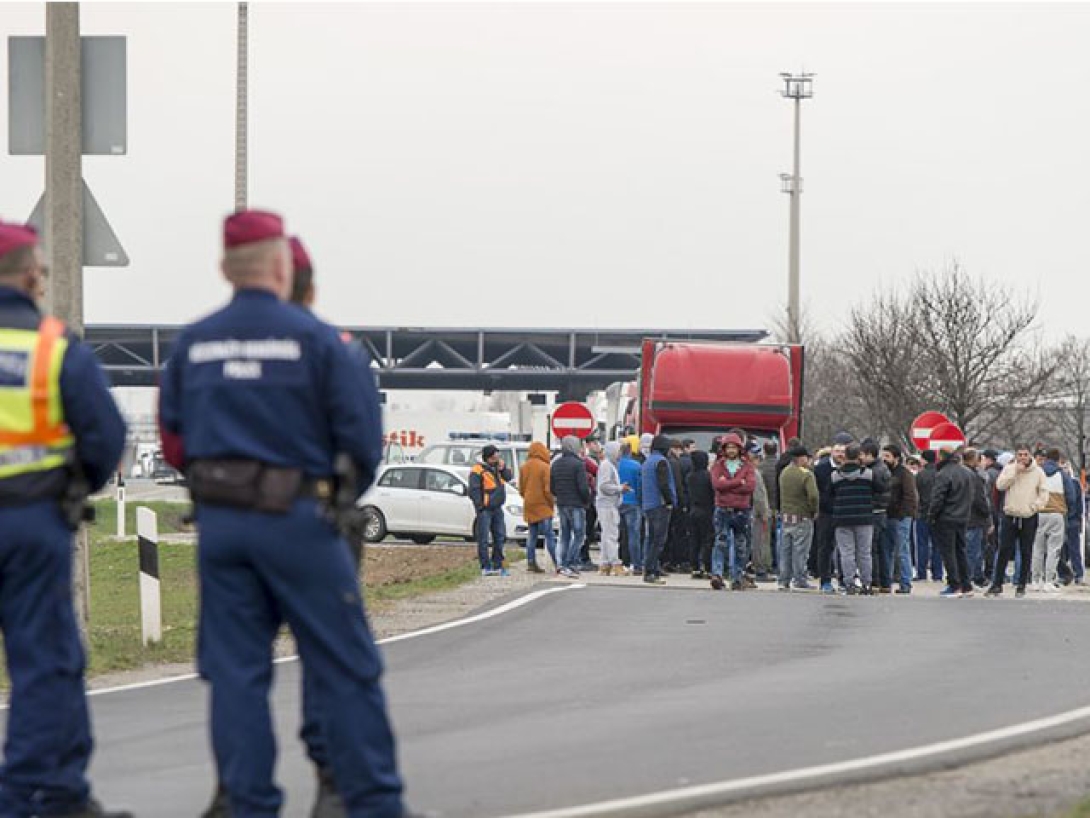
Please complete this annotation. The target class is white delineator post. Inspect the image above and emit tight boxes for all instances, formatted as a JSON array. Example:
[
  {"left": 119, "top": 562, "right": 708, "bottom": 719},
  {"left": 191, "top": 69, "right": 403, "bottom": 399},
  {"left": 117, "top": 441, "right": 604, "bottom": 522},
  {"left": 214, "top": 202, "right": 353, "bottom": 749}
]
[
  {"left": 137, "top": 506, "right": 161, "bottom": 646},
  {"left": 115, "top": 474, "right": 125, "bottom": 537}
]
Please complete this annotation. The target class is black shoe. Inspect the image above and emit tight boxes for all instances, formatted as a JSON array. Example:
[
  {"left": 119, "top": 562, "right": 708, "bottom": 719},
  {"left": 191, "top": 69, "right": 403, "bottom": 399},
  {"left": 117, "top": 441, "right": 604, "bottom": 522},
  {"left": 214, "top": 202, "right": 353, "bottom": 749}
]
[
  {"left": 730, "top": 579, "right": 743, "bottom": 591},
  {"left": 60, "top": 800, "right": 134, "bottom": 818},
  {"left": 311, "top": 767, "right": 347, "bottom": 818},
  {"left": 1015, "top": 586, "right": 1026, "bottom": 598},
  {"left": 691, "top": 569, "right": 706, "bottom": 579},
  {"left": 984, "top": 585, "right": 1002, "bottom": 597},
  {"left": 200, "top": 786, "right": 231, "bottom": 818},
  {"left": 710, "top": 575, "right": 725, "bottom": 590},
  {"left": 527, "top": 563, "right": 545, "bottom": 573}
]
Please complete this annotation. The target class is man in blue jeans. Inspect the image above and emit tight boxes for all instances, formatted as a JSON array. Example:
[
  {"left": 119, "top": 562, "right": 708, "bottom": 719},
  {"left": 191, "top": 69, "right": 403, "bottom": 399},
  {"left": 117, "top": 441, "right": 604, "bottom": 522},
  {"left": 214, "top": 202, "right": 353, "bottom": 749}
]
[
  {"left": 469, "top": 445, "right": 513, "bottom": 576},
  {"left": 914, "top": 450, "right": 943, "bottom": 581},
  {"left": 882, "top": 444, "right": 918, "bottom": 593},
  {"left": 551, "top": 436, "right": 591, "bottom": 578},
  {"left": 640, "top": 434, "right": 675, "bottom": 585},
  {"left": 618, "top": 439, "right": 644, "bottom": 574}
]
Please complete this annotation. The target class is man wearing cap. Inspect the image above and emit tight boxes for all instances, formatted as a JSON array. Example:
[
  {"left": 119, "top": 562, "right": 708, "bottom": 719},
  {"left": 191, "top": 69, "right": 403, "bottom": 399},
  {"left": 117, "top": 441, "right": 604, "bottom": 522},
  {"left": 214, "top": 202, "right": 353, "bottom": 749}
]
[
  {"left": 470, "top": 445, "right": 513, "bottom": 576},
  {"left": 159, "top": 211, "right": 405, "bottom": 817},
  {"left": 0, "top": 222, "right": 129, "bottom": 817},
  {"left": 201, "top": 233, "right": 380, "bottom": 818},
  {"left": 710, "top": 433, "right": 757, "bottom": 591},
  {"left": 777, "top": 445, "right": 818, "bottom": 590}
]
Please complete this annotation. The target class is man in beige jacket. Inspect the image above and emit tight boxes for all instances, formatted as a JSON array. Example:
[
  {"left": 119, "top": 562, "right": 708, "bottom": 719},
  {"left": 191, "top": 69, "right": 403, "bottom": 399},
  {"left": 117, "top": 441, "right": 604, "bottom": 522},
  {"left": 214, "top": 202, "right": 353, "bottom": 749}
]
[{"left": 987, "top": 448, "right": 1050, "bottom": 598}]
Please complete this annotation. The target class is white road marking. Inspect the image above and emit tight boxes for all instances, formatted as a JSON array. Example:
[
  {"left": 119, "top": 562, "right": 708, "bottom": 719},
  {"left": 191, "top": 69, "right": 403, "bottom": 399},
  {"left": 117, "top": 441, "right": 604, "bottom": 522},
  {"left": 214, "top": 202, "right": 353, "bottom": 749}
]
[
  {"left": 26, "top": 583, "right": 587, "bottom": 703},
  {"left": 506, "top": 704, "right": 1090, "bottom": 817}
]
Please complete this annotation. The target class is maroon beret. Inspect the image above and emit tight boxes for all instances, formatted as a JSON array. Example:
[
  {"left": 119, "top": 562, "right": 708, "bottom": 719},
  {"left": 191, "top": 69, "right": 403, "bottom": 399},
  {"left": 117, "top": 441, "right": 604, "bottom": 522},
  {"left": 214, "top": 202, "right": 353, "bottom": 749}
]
[
  {"left": 0, "top": 221, "right": 38, "bottom": 260},
  {"left": 224, "top": 209, "right": 284, "bottom": 249},
  {"left": 289, "top": 236, "right": 311, "bottom": 273}
]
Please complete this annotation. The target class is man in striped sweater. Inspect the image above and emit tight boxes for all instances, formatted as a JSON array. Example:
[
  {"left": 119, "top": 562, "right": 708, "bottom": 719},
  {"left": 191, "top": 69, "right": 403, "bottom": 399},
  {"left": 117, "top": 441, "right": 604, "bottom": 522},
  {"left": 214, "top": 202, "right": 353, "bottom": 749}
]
[{"left": 830, "top": 444, "right": 878, "bottom": 595}]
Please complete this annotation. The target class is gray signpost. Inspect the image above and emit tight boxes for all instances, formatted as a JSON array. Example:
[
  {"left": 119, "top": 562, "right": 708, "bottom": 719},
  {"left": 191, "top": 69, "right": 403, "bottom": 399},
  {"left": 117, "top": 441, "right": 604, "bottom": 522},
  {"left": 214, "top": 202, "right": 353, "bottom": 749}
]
[{"left": 8, "top": 30, "right": 129, "bottom": 268}]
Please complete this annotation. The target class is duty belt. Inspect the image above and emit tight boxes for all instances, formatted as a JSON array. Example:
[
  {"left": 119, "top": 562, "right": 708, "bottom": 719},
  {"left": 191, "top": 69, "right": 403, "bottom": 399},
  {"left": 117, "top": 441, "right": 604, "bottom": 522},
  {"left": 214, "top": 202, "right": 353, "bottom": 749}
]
[{"left": 781, "top": 513, "right": 812, "bottom": 525}]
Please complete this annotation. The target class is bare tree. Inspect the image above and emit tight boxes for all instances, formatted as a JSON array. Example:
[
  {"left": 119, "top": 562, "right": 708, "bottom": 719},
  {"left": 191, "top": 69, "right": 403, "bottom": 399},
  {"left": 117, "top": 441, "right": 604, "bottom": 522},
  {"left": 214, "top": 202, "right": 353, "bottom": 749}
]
[
  {"left": 1042, "top": 336, "right": 1090, "bottom": 468},
  {"left": 912, "top": 263, "right": 1055, "bottom": 439},
  {"left": 838, "top": 263, "right": 1055, "bottom": 447}
]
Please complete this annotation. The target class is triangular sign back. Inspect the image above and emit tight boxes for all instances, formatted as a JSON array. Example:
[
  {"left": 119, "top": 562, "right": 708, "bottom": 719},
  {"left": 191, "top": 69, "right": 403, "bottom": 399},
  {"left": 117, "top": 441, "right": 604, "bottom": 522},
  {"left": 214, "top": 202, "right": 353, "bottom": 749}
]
[{"left": 27, "top": 179, "right": 129, "bottom": 267}]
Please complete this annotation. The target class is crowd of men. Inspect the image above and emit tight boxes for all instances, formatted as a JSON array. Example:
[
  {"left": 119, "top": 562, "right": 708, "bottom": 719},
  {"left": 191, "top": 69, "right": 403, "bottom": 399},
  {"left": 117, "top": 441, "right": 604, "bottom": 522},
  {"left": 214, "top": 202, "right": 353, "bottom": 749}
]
[{"left": 500, "top": 429, "right": 1086, "bottom": 599}]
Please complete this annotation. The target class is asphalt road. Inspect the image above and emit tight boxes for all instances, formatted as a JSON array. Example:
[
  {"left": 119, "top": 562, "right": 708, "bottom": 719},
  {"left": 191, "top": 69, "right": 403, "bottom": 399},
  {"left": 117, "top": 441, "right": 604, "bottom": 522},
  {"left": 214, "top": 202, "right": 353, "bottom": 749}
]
[{"left": 57, "top": 586, "right": 1090, "bottom": 816}]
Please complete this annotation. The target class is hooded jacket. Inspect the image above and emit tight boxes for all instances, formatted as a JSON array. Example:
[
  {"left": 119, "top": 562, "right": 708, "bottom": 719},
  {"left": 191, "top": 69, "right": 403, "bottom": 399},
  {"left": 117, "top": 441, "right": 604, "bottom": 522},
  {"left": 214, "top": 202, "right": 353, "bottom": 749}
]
[
  {"left": 687, "top": 450, "right": 715, "bottom": 515},
  {"left": 595, "top": 441, "right": 624, "bottom": 509},
  {"left": 618, "top": 448, "right": 642, "bottom": 506},
  {"left": 830, "top": 462, "right": 875, "bottom": 526},
  {"left": 518, "top": 441, "right": 555, "bottom": 524},
  {"left": 996, "top": 461, "right": 1049, "bottom": 519},
  {"left": 1040, "top": 460, "right": 1072, "bottom": 516},
  {"left": 710, "top": 454, "right": 757, "bottom": 510},
  {"left": 550, "top": 436, "right": 590, "bottom": 508},
  {"left": 928, "top": 454, "right": 974, "bottom": 526}
]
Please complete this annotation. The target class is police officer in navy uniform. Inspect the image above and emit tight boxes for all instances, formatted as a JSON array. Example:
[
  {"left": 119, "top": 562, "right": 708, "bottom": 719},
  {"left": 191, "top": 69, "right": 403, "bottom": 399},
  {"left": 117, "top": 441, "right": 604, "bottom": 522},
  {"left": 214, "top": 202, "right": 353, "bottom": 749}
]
[
  {"left": 158, "top": 211, "right": 405, "bottom": 818},
  {"left": 198, "top": 234, "right": 378, "bottom": 818},
  {"left": 0, "top": 222, "right": 129, "bottom": 818}
]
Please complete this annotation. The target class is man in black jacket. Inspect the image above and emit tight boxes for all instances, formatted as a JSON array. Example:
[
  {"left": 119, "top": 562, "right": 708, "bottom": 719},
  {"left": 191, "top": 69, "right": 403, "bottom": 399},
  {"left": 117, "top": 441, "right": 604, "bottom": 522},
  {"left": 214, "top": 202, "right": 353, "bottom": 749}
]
[
  {"left": 963, "top": 448, "right": 992, "bottom": 588},
  {"left": 664, "top": 440, "right": 690, "bottom": 572},
  {"left": 814, "top": 441, "right": 848, "bottom": 594},
  {"left": 860, "top": 439, "right": 892, "bottom": 591},
  {"left": 882, "top": 444, "right": 918, "bottom": 594},
  {"left": 914, "top": 450, "right": 943, "bottom": 582},
  {"left": 470, "top": 445, "right": 515, "bottom": 576},
  {"left": 550, "top": 436, "right": 591, "bottom": 578},
  {"left": 687, "top": 450, "right": 715, "bottom": 577},
  {"left": 928, "top": 448, "right": 975, "bottom": 597}
]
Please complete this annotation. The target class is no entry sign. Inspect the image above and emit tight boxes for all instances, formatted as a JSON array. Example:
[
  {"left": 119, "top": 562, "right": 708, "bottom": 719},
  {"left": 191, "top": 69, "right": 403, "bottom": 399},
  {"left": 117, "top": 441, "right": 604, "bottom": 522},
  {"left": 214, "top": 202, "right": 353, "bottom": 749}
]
[
  {"left": 551, "top": 402, "right": 596, "bottom": 440},
  {"left": 910, "top": 411, "right": 951, "bottom": 452},
  {"left": 928, "top": 421, "right": 966, "bottom": 452}
]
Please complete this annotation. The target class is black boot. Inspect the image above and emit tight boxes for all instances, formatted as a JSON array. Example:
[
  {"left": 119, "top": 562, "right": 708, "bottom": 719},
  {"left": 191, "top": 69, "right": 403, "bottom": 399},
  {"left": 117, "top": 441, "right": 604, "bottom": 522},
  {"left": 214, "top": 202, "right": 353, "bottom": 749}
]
[
  {"left": 311, "top": 767, "right": 347, "bottom": 818},
  {"left": 200, "top": 784, "right": 231, "bottom": 818}
]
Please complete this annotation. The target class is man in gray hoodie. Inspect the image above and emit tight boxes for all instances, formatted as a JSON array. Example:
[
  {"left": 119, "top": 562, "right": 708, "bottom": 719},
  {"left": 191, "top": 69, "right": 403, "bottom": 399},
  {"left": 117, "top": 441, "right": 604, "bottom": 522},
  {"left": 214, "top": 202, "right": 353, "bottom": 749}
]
[{"left": 596, "top": 441, "right": 625, "bottom": 574}]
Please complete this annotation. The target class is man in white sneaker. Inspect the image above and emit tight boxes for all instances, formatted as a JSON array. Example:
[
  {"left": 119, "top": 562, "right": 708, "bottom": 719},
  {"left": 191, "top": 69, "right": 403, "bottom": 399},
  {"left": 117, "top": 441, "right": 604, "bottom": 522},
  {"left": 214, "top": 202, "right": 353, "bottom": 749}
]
[{"left": 1032, "top": 447, "right": 1074, "bottom": 592}]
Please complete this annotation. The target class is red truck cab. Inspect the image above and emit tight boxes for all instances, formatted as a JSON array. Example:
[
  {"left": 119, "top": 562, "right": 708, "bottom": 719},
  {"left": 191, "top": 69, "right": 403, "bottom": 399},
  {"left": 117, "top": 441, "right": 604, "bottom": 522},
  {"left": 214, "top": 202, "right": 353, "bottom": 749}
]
[{"left": 638, "top": 340, "right": 804, "bottom": 451}]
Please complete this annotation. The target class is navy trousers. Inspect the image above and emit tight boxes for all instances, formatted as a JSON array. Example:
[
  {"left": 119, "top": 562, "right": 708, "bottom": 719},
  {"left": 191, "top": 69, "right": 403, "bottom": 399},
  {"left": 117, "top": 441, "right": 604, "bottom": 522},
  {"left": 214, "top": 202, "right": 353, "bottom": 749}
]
[
  {"left": 197, "top": 500, "right": 403, "bottom": 818},
  {"left": 0, "top": 501, "right": 92, "bottom": 818}
]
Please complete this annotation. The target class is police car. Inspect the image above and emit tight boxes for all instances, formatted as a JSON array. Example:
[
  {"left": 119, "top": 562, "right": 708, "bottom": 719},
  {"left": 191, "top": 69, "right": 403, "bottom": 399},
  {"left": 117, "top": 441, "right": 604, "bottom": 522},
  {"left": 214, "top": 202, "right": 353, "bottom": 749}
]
[{"left": 358, "top": 463, "right": 532, "bottom": 545}]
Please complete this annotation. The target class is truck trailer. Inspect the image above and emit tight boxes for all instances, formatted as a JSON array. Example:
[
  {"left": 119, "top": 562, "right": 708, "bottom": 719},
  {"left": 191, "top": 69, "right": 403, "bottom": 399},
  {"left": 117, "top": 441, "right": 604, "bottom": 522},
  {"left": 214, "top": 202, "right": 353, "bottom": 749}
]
[{"left": 638, "top": 340, "right": 804, "bottom": 451}]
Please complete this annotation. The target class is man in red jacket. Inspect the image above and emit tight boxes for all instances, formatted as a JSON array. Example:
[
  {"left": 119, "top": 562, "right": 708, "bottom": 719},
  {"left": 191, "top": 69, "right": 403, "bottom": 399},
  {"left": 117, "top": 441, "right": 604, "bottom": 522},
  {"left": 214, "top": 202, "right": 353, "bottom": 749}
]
[{"left": 709, "top": 433, "right": 758, "bottom": 590}]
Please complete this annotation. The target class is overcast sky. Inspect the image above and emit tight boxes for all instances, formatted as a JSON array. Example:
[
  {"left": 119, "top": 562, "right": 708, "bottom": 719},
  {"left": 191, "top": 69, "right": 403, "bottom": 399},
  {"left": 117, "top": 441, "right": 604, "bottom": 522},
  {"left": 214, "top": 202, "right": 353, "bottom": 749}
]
[{"left": 1, "top": 2, "right": 1087, "bottom": 339}]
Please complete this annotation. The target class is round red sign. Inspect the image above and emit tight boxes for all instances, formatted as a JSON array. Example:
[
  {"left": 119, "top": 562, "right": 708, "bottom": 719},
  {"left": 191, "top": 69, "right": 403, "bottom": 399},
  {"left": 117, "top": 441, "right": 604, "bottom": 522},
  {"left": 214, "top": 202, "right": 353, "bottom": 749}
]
[
  {"left": 910, "top": 411, "right": 952, "bottom": 452},
  {"left": 551, "top": 402, "right": 596, "bottom": 440}
]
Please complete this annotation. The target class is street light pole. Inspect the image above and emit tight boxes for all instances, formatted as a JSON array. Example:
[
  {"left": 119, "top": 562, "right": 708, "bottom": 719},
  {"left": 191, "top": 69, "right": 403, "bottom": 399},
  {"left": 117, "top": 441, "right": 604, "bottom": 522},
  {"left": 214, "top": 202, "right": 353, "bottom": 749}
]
[
  {"left": 780, "top": 72, "right": 813, "bottom": 344},
  {"left": 235, "top": 2, "right": 248, "bottom": 211}
]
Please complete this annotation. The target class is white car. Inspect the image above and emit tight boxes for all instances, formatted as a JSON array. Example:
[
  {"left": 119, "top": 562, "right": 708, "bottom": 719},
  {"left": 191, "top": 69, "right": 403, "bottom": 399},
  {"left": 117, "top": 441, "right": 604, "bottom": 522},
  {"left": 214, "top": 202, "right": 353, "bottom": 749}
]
[
  {"left": 358, "top": 464, "right": 529, "bottom": 544},
  {"left": 415, "top": 441, "right": 532, "bottom": 486}
]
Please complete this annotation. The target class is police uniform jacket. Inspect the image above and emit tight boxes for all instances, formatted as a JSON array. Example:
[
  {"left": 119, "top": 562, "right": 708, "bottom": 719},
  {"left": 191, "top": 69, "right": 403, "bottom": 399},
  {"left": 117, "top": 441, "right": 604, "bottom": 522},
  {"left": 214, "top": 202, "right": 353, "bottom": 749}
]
[
  {"left": 158, "top": 289, "right": 382, "bottom": 494},
  {"left": 0, "top": 287, "right": 125, "bottom": 503}
]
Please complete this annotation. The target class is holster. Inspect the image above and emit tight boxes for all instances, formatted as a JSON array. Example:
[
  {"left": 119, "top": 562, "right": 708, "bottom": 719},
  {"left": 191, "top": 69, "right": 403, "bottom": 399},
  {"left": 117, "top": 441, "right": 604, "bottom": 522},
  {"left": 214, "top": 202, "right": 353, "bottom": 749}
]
[{"left": 187, "top": 459, "right": 307, "bottom": 514}]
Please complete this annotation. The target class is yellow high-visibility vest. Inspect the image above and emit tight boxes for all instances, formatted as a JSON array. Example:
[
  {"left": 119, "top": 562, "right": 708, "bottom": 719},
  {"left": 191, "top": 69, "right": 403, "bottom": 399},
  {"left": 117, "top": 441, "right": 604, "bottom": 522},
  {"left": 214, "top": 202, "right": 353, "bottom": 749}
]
[{"left": 0, "top": 316, "right": 74, "bottom": 479}]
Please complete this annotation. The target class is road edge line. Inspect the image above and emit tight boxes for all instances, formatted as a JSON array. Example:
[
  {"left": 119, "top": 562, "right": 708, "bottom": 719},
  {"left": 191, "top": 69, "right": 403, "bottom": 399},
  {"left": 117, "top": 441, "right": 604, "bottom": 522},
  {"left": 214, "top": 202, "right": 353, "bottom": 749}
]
[
  {"left": 505, "top": 703, "right": 1090, "bottom": 818},
  {"left": 52, "top": 583, "right": 586, "bottom": 703}
]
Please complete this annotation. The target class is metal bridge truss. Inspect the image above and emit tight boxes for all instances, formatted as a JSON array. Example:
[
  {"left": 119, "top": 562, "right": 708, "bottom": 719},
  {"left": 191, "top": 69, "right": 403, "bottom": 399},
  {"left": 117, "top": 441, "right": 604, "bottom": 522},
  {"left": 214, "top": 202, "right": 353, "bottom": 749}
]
[{"left": 87, "top": 325, "right": 767, "bottom": 396}]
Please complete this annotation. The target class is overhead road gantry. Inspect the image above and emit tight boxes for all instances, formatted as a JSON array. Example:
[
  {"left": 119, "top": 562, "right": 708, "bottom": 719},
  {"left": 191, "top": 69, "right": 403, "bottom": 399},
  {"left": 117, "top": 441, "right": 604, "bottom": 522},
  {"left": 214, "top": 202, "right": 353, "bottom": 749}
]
[{"left": 86, "top": 325, "right": 768, "bottom": 395}]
